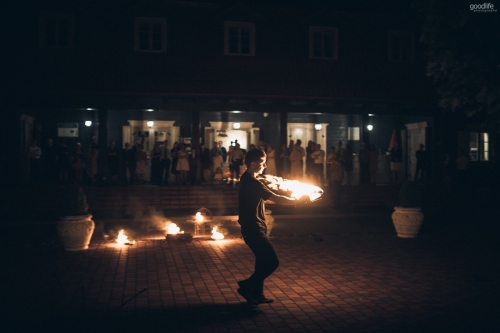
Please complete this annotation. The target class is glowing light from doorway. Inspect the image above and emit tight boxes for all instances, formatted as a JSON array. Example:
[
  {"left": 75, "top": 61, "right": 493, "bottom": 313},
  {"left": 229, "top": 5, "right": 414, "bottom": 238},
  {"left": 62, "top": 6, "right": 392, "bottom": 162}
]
[{"left": 233, "top": 122, "right": 241, "bottom": 130}]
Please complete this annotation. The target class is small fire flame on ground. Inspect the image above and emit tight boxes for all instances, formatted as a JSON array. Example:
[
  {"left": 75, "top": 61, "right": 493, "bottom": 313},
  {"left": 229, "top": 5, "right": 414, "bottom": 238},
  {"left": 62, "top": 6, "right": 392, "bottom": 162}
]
[
  {"left": 211, "top": 226, "right": 224, "bottom": 240},
  {"left": 116, "top": 229, "right": 136, "bottom": 245},
  {"left": 166, "top": 223, "right": 184, "bottom": 235},
  {"left": 167, "top": 219, "right": 224, "bottom": 241}
]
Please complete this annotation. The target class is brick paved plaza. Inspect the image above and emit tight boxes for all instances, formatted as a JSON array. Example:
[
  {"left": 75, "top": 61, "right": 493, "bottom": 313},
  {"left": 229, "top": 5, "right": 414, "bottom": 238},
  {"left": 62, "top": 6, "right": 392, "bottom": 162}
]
[{"left": 2, "top": 216, "right": 499, "bottom": 333}]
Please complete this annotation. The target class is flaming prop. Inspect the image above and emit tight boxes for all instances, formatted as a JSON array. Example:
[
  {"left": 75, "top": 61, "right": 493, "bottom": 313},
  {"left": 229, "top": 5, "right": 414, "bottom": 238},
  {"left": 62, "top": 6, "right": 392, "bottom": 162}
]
[
  {"left": 166, "top": 223, "right": 184, "bottom": 235},
  {"left": 165, "top": 223, "right": 192, "bottom": 242},
  {"left": 116, "top": 229, "right": 135, "bottom": 245},
  {"left": 195, "top": 212, "right": 204, "bottom": 222},
  {"left": 211, "top": 226, "right": 224, "bottom": 240},
  {"left": 260, "top": 175, "right": 324, "bottom": 202}
]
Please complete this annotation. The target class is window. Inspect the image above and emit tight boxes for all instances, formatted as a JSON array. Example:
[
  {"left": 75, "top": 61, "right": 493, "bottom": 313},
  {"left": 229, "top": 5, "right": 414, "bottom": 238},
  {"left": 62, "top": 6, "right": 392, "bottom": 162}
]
[
  {"left": 470, "top": 132, "right": 489, "bottom": 161},
  {"left": 388, "top": 31, "right": 415, "bottom": 63},
  {"left": 39, "top": 12, "right": 74, "bottom": 48},
  {"left": 134, "top": 17, "right": 167, "bottom": 52},
  {"left": 309, "top": 26, "right": 338, "bottom": 59},
  {"left": 224, "top": 21, "right": 255, "bottom": 56},
  {"left": 348, "top": 127, "right": 360, "bottom": 141}
]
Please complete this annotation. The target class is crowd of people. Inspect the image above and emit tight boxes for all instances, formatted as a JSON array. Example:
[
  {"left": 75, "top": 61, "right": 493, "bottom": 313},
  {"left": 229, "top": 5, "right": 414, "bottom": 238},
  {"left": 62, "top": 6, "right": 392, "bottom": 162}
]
[
  {"left": 29, "top": 136, "right": 101, "bottom": 185},
  {"left": 28, "top": 135, "right": 435, "bottom": 188}
]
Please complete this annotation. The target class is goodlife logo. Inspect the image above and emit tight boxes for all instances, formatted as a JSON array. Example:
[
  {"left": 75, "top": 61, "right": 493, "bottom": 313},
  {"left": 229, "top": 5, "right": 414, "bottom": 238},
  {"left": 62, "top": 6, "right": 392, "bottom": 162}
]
[{"left": 470, "top": 3, "right": 497, "bottom": 12}]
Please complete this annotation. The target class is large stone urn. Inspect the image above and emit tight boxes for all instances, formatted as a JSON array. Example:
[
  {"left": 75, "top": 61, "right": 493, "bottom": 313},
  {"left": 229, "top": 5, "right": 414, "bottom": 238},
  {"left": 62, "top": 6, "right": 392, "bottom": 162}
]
[
  {"left": 392, "top": 181, "right": 424, "bottom": 238},
  {"left": 392, "top": 207, "right": 423, "bottom": 238},
  {"left": 56, "top": 182, "right": 94, "bottom": 251},
  {"left": 57, "top": 214, "right": 95, "bottom": 251}
]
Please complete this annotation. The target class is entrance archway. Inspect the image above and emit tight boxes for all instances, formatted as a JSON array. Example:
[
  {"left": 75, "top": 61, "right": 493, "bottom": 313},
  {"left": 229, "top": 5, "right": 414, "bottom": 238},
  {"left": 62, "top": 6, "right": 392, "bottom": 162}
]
[
  {"left": 204, "top": 122, "right": 258, "bottom": 150},
  {"left": 287, "top": 123, "right": 328, "bottom": 176}
]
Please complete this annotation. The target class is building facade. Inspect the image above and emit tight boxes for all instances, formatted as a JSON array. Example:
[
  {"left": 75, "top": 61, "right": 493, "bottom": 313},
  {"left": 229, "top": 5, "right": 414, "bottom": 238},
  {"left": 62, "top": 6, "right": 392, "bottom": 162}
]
[{"left": 5, "top": 0, "right": 440, "bottom": 185}]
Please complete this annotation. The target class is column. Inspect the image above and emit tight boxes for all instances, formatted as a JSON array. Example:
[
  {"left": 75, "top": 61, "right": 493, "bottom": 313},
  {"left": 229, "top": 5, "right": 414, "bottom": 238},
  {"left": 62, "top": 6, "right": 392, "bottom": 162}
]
[
  {"left": 191, "top": 110, "right": 201, "bottom": 183},
  {"left": 279, "top": 111, "right": 288, "bottom": 147},
  {"left": 98, "top": 107, "right": 108, "bottom": 181}
]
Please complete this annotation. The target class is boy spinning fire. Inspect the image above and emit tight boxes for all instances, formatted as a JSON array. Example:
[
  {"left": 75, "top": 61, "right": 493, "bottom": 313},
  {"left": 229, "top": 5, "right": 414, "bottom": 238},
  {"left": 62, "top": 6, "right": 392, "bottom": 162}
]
[{"left": 237, "top": 148, "right": 310, "bottom": 305}]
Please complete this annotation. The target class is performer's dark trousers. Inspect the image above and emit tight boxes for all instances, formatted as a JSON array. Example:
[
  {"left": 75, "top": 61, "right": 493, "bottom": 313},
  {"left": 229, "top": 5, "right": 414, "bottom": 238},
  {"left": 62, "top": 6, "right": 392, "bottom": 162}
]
[{"left": 242, "top": 234, "right": 279, "bottom": 297}]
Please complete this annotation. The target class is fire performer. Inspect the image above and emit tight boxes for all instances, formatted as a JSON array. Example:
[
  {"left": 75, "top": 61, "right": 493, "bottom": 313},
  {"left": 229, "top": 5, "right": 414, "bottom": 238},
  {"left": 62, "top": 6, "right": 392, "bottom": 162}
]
[{"left": 237, "top": 148, "right": 309, "bottom": 305}]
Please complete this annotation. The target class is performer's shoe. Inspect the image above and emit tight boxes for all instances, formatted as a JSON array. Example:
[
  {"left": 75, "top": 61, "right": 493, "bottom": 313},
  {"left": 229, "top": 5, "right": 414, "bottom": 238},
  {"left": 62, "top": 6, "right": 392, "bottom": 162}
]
[
  {"left": 237, "top": 280, "right": 252, "bottom": 290},
  {"left": 237, "top": 288, "right": 256, "bottom": 304},
  {"left": 256, "top": 297, "right": 273, "bottom": 304}
]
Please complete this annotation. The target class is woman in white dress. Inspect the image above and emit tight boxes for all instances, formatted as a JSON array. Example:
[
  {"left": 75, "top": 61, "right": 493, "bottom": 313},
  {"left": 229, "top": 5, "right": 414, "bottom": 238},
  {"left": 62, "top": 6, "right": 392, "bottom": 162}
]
[
  {"left": 176, "top": 144, "right": 190, "bottom": 184},
  {"left": 265, "top": 144, "right": 277, "bottom": 175},
  {"left": 289, "top": 145, "right": 303, "bottom": 180},
  {"left": 212, "top": 150, "right": 224, "bottom": 183}
]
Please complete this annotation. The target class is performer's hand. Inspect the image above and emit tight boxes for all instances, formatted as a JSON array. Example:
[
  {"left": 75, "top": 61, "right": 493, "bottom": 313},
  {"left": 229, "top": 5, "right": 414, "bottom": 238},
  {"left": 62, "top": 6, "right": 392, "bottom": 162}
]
[{"left": 295, "top": 195, "right": 310, "bottom": 205}]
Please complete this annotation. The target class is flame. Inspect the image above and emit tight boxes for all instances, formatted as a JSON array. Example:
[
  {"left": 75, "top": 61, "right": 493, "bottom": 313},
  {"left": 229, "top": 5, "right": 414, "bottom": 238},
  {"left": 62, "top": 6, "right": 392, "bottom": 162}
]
[
  {"left": 195, "top": 212, "right": 204, "bottom": 222},
  {"left": 166, "top": 223, "right": 184, "bottom": 235},
  {"left": 116, "top": 229, "right": 131, "bottom": 244},
  {"left": 211, "top": 226, "right": 224, "bottom": 240},
  {"left": 262, "top": 175, "right": 323, "bottom": 201}
]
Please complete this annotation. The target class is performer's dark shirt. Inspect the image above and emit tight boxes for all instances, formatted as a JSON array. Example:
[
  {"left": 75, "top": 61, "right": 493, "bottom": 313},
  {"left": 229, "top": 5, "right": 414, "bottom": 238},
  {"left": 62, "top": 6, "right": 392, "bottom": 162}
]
[{"left": 238, "top": 172, "right": 273, "bottom": 237}]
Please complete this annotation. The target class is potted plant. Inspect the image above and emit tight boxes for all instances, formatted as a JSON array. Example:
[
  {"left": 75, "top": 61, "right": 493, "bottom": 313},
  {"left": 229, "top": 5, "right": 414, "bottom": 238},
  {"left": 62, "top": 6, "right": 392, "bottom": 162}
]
[
  {"left": 392, "top": 181, "right": 424, "bottom": 238},
  {"left": 56, "top": 181, "right": 95, "bottom": 250}
]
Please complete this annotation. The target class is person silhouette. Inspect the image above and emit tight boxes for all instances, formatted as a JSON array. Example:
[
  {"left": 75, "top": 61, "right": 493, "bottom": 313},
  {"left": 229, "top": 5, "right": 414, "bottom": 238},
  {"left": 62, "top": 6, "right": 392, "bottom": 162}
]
[{"left": 236, "top": 149, "right": 309, "bottom": 305}]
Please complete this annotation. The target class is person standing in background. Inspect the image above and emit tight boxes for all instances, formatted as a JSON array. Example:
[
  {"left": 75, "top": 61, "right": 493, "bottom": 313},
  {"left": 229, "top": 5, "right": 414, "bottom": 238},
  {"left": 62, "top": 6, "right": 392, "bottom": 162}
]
[
  {"left": 199, "top": 143, "right": 211, "bottom": 184},
  {"left": 311, "top": 143, "right": 325, "bottom": 186},
  {"left": 176, "top": 144, "right": 190, "bottom": 185},
  {"left": 212, "top": 149, "right": 224, "bottom": 183},
  {"left": 265, "top": 144, "right": 277, "bottom": 175},
  {"left": 305, "top": 141, "right": 315, "bottom": 181},
  {"left": 359, "top": 142, "right": 371, "bottom": 184},
  {"left": 135, "top": 144, "right": 148, "bottom": 184},
  {"left": 86, "top": 136, "right": 99, "bottom": 184},
  {"left": 210, "top": 142, "right": 221, "bottom": 161},
  {"left": 343, "top": 144, "right": 354, "bottom": 185},
  {"left": 278, "top": 144, "right": 290, "bottom": 178},
  {"left": 29, "top": 139, "right": 42, "bottom": 183},
  {"left": 414, "top": 144, "right": 427, "bottom": 183},
  {"left": 43, "top": 138, "right": 58, "bottom": 183},
  {"left": 327, "top": 146, "right": 344, "bottom": 209},
  {"left": 170, "top": 142, "right": 179, "bottom": 184},
  {"left": 289, "top": 144, "right": 303, "bottom": 180},
  {"left": 288, "top": 140, "right": 294, "bottom": 156},
  {"left": 107, "top": 141, "right": 119, "bottom": 184},
  {"left": 160, "top": 140, "right": 171, "bottom": 185},
  {"left": 72, "top": 142, "right": 85, "bottom": 184},
  {"left": 296, "top": 140, "right": 306, "bottom": 172},
  {"left": 369, "top": 144, "right": 379, "bottom": 185},
  {"left": 121, "top": 142, "right": 133, "bottom": 185},
  {"left": 188, "top": 146, "right": 199, "bottom": 185},
  {"left": 129, "top": 141, "right": 138, "bottom": 185},
  {"left": 229, "top": 143, "right": 244, "bottom": 185},
  {"left": 390, "top": 142, "right": 402, "bottom": 184},
  {"left": 150, "top": 141, "right": 162, "bottom": 185},
  {"left": 58, "top": 138, "right": 72, "bottom": 184},
  {"left": 218, "top": 141, "right": 227, "bottom": 163}
]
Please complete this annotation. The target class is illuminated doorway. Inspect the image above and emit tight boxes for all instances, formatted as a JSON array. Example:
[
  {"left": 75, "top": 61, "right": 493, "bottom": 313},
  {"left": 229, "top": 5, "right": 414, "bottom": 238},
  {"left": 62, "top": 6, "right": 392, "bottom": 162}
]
[{"left": 204, "top": 122, "right": 259, "bottom": 150}]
